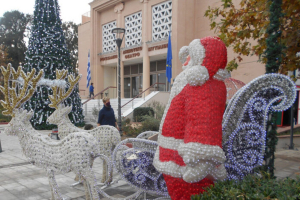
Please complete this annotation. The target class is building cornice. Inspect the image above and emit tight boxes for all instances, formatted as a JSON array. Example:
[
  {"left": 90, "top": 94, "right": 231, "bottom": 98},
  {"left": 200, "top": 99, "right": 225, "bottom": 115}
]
[
  {"left": 98, "top": 50, "right": 117, "bottom": 56},
  {"left": 146, "top": 38, "right": 168, "bottom": 47},
  {"left": 91, "top": 0, "right": 125, "bottom": 12}
]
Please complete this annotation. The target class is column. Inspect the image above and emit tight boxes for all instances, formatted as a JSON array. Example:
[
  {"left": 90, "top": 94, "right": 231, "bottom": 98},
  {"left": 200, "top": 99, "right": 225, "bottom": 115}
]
[
  {"left": 114, "top": 3, "right": 125, "bottom": 98},
  {"left": 142, "top": 0, "right": 150, "bottom": 96},
  {"left": 93, "top": 10, "right": 103, "bottom": 95},
  {"left": 121, "top": 61, "right": 124, "bottom": 98}
]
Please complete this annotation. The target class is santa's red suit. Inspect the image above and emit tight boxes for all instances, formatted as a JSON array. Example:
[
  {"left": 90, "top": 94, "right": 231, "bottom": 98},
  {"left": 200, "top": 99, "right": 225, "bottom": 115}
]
[{"left": 153, "top": 37, "right": 229, "bottom": 200}]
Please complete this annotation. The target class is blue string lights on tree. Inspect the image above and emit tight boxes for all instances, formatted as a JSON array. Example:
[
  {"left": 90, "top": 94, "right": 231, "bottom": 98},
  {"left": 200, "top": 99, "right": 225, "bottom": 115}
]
[
  {"left": 22, "top": 0, "right": 84, "bottom": 129},
  {"left": 222, "top": 74, "right": 296, "bottom": 180}
]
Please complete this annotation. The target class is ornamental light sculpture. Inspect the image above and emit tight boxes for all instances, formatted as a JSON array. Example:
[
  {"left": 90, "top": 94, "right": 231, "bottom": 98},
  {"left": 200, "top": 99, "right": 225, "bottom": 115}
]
[{"left": 112, "top": 27, "right": 125, "bottom": 135}]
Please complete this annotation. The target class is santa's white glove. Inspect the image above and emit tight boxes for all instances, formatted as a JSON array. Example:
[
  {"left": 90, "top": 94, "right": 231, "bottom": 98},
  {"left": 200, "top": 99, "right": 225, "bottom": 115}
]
[
  {"left": 183, "top": 162, "right": 227, "bottom": 183},
  {"left": 183, "top": 162, "right": 212, "bottom": 183}
]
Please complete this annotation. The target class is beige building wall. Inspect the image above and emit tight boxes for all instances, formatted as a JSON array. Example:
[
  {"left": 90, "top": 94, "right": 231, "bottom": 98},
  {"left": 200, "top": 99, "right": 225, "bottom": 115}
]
[
  {"left": 78, "top": 20, "right": 91, "bottom": 98},
  {"left": 78, "top": 0, "right": 266, "bottom": 99}
]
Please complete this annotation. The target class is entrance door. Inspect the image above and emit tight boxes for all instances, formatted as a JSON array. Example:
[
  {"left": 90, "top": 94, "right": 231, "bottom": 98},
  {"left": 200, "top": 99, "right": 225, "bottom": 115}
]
[
  {"left": 132, "top": 76, "right": 140, "bottom": 97},
  {"left": 124, "top": 77, "right": 130, "bottom": 98},
  {"left": 158, "top": 73, "right": 166, "bottom": 91}
]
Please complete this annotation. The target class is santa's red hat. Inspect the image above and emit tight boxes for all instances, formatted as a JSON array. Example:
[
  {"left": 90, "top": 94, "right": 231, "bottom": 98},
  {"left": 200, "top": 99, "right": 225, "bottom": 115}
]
[{"left": 179, "top": 37, "right": 228, "bottom": 86}]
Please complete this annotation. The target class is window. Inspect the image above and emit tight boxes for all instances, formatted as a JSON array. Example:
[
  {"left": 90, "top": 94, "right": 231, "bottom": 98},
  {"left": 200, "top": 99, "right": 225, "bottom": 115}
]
[
  {"left": 152, "top": 0, "right": 172, "bottom": 41},
  {"left": 125, "top": 12, "right": 142, "bottom": 47},
  {"left": 131, "top": 65, "right": 139, "bottom": 74},
  {"left": 150, "top": 61, "right": 156, "bottom": 72},
  {"left": 124, "top": 66, "right": 130, "bottom": 75},
  {"left": 102, "top": 21, "right": 116, "bottom": 53},
  {"left": 157, "top": 60, "right": 166, "bottom": 71}
]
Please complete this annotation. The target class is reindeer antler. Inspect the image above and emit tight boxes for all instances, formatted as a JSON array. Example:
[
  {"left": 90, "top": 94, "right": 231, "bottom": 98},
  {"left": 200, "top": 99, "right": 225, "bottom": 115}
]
[
  {"left": 0, "top": 64, "right": 43, "bottom": 116},
  {"left": 49, "top": 69, "right": 81, "bottom": 109}
]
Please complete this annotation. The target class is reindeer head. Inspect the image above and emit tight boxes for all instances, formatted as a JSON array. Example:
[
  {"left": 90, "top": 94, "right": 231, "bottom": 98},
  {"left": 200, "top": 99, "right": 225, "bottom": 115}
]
[
  {"left": 0, "top": 64, "right": 43, "bottom": 135},
  {"left": 47, "top": 104, "right": 72, "bottom": 125},
  {"left": 47, "top": 69, "right": 81, "bottom": 125},
  {"left": 6, "top": 109, "right": 34, "bottom": 135}
]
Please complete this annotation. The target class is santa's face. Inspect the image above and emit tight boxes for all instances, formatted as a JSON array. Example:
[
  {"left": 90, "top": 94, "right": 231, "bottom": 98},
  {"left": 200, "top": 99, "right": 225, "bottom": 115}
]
[{"left": 183, "top": 55, "right": 190, "bottom": 67}]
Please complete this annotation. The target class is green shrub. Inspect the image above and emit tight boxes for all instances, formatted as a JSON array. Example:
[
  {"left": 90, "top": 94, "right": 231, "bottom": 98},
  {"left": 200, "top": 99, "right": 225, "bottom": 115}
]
[
  {"left": 191, "top": 175, "right": 300, "bottom": 200},
  {"left": 133, "top": 107, "right": 154, "bottom": 122},
  {"left": 121, "top": 118, "right": 140, "bottom": 137},
  {"left": 139, "top": 115, "right": 160, "bottom": 132}
]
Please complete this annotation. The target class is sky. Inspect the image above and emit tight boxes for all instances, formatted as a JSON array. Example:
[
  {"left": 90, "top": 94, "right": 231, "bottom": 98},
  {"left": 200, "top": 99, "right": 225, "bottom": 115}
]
[{"left": 0, "top": 0, "right": 92, "bottom": 24}]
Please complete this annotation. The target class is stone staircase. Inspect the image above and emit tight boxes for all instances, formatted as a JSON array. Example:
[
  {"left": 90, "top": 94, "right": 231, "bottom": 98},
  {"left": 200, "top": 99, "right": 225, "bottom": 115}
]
[{"left": 81, "top": 98, "right": 144, "bottom": 123}]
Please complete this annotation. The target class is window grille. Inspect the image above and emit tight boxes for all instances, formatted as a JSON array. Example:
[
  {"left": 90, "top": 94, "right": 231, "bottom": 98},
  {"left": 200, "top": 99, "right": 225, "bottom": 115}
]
[
  {"left": 125, "top": 12, "right": 142, "bottom": 47},
  {"left": 102, "top": 21, "right": 117, "bottom": 53},
  {"left": 152, "top": 0, "right": 172, "bottom": 41}
]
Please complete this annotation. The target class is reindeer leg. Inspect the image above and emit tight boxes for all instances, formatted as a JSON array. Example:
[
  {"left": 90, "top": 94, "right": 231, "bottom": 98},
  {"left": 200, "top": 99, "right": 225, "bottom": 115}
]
[
  {"left": 101, "top": 160, "right": 107, "bottom": 183},
  {"left": 47, "top": 170, "right": 64, "bottom": 200},
  {"left": 82, "top": 167, "right": 100, "bottom": 200}
]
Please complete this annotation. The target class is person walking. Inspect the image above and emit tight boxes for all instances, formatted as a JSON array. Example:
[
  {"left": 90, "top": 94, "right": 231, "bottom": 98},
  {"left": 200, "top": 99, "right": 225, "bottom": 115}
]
[
  {"left": 89, "top": 83, "right": 94, "bottom": 98},
  {"left": 97, "top": 97, "right": 119, "bottom": 130}
]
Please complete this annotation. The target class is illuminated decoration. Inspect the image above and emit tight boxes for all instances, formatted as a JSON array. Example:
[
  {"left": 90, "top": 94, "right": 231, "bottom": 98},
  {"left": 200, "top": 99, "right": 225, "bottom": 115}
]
[
  {"left": 47, "top": 70, "right": 121, "bottom": 183},
  {"left": 0, "top": 65, "right": 103, "bottom": 200},
  {"left": 224, "top": 78, "right": 245, "bottom": 102},
  {"left": 153, "top": 37, "right": 230, "bottom": 200},
  {"left": 222, "top": 73, "right": 296, "bottom": 180},
  {"left": 136, "top": 131, "right": 158, "bottom": 139},
  {"left": 112, "top": 138, "right": 169, "bottom": 197},
  {"left": 22, "top": 0, "right": 84, "bottom": 129}
]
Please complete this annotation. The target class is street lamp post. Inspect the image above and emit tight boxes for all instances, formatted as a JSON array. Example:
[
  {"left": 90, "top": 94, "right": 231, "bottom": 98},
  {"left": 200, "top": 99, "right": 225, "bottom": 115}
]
[{"left": 112, "top": 28, "right": 125, "bottom": 135}]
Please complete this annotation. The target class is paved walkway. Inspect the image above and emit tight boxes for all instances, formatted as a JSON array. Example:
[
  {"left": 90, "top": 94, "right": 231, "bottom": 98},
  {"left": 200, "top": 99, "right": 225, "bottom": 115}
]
[{"left": 0, "top": 125, "right": 299, "bottom": 200}]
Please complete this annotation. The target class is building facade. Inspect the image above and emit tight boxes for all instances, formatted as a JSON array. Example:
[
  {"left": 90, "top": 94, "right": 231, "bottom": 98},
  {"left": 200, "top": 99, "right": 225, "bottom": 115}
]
[{"left": 78, "top": 0, "right": 265, "bottom": 99}]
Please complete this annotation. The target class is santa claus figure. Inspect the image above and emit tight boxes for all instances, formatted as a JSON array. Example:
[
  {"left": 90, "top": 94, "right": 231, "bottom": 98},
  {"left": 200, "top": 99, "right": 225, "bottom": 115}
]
[{"left": 153, "top": 36, "right": 229, "bottom": 200}]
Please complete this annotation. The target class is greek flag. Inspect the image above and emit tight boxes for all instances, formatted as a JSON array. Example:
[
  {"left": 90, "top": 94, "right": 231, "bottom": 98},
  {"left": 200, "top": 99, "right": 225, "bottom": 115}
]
[{"left": 86, "top": 50, "right": 91, "bottom": 88}]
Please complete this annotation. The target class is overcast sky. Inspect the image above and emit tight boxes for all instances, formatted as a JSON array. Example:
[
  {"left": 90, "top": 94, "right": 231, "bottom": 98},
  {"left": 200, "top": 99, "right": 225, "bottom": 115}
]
[{"left": 0, "top": 0, "right": 92, "bottom": 24}]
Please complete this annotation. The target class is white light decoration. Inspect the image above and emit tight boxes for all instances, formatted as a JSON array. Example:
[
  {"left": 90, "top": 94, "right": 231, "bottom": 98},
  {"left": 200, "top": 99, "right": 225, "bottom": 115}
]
[
  {"left": 0, "top": 65, "right": 102, "bottom": 200},
  {"left": 125, "top": 12, "right": 142, "bottom": 47},
  {"left": 45, "top": 70, "right": 121, "bottom": 183},
  {"left": 152, "top": 0, "right": 172, "bottom": 41},
  {"left": 102, "top": 21, "right": 117, "bottom": 53},
  {"left": 112, "top": 137, "right": 170, "bottom": 197},
  {"left": 23, "top": 0, "right": 85, "bottom": 129},
  {"left": 222, "top": 73, "right": 296, "bottom": 180}
]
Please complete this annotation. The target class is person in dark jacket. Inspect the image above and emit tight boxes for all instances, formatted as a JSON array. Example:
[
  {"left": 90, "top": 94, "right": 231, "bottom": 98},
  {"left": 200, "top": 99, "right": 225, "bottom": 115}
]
[
  {"left": 97, "top": 97, "right": 119, "bottom": 130},
  {"left": 89, "top": 83, "right": 94, "bottom": 98}
]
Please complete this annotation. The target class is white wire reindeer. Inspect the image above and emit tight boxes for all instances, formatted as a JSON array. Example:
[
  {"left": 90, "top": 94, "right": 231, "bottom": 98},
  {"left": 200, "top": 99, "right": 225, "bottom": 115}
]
[
  {"left": 46, "top": 69, "right": 121, "bottom": 183},
  {"left": 0, "top": 65, "right": 103, "bottom": 200}
]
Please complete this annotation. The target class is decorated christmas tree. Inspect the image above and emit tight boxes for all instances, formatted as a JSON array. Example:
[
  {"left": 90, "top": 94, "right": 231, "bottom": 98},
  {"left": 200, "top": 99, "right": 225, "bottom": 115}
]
[{"left": 23, "top": 0, "right": 84, "bottom": 129}]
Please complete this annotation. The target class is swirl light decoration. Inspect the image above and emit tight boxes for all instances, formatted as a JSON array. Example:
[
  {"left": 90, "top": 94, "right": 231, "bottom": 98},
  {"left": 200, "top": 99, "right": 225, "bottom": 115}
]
[
  {"left": 112, "top": 138, "right": 169, "bottom": 198},
  {"left": 223, "top": 73, "right": 296, "bottom": 180}
]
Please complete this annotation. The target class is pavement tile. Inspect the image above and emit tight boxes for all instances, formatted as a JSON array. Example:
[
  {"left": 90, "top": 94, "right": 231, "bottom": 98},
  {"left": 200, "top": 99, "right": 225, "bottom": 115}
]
[
  {"left": 39, "top": 190, "right": 53, "bottom": 198},
  {"left": 12, "top": 190, "right": 42, "bottom": 200},
  {"left": 0, "top": 178, "right": 18, "bottom": 186},
  {"left": 1, "top": 182, "right": 23, "bottom": 190},
  {"left": 65, "top": 190, "right": 86, "bottom": 198},
  {"left": 0, "top": 190, "right": 18, "bottom": 200},
  {"left": 25, "top": 195, "right": 45, "bottom": 200},
  {"left": 102, "top": 194, "right": 126, "bottom": 200},
  {"left": 0, "top": 186, "right": 5, "bottom": 193},
  {"left": 7, "top": 185, "right": 28, "bottom": 194},
  {"left": 33, "top": 177, "right": 50, "bottom": 185},
  {"left": 33, "top": 186, "right": 50, "bottom": 193},
  {"left": 19, "top": 179, "right": 48, "bottom": 189}
]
